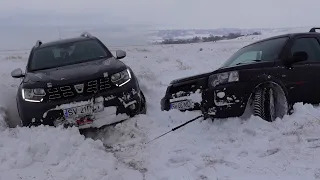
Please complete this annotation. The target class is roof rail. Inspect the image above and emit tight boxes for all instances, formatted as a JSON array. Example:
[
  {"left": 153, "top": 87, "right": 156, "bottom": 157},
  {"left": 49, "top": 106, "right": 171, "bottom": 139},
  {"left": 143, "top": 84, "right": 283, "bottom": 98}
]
[
  {"left": 309, "top": 27, "right": 320, "bottom": 32},
  {"left": 80, "top": 32, "right": 93, "bottom": 38},
  {"left": 35, "top": 40, "right": 42, "bottom": 48}
]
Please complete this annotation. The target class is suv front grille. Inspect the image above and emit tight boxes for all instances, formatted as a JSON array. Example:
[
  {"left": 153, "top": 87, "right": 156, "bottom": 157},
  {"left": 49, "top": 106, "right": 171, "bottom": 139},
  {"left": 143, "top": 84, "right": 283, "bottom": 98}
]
[{"left": 47, "top": 77, "right": 112, "bottom": 100}]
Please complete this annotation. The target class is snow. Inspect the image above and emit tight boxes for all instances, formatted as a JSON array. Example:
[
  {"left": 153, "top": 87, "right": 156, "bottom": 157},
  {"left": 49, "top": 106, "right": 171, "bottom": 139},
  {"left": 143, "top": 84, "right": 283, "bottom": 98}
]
[
  {"left": 0, "top": 126, "right": 142, "bottom": 180},
  {"left": 1, "top": 32, "right": 320, "bottom": 179}
]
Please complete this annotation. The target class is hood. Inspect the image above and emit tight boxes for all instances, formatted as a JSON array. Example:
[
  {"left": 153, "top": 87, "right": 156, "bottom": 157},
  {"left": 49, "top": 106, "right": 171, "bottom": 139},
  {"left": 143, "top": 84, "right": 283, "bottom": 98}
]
[
  {"left": 170, "top": 61, "right": 276, "bottom": 85},
  {"left": 170, "top": 71, "right": 212, "bottom": 85},
  {"left": 23, "top": 57, "right": 126, "bottom": 84},
  {"left": 169, "top": 65, "right": 243, "bottom": 85},
  {"left": 217, "top": 60, "right": 276, "bottom": 72}
]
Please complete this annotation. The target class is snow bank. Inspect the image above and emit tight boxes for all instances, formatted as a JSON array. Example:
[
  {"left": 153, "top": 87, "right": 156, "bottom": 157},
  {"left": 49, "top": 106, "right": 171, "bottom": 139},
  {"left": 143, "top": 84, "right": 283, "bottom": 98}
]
[
  {"left": 0, "top": 107, "right": 8, "bottom": 131},
  {"left": 115, "top": 103, "right": 320, "bottom": 180},
  {"left": 0, "top": 126, "right": 142, "bottom": 180}
]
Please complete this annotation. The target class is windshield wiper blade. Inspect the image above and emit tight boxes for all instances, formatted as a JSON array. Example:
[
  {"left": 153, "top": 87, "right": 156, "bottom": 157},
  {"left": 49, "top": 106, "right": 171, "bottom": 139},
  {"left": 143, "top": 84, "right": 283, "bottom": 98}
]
[{"left": 235, "top": 59, "right": 262, "bottom": 65}]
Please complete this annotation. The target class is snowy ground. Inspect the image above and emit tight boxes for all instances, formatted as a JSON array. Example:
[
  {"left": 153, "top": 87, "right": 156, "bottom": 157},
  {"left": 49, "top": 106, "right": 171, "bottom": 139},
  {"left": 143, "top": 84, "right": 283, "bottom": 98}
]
[{"left": 1, "top": 36, "right": 320, "bottom": 179}]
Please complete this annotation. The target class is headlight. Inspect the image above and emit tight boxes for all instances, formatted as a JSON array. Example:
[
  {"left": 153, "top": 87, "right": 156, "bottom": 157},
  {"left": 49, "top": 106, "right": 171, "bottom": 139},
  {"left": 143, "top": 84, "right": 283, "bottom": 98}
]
[
  {"left": 22, "top": 88, "right": 46, "bottom": 102},
  {"left": 111, "top": 69, "right": 132, "bottom": 87},
  {"left": 208, "top": 71, "right": 239, "bottom": 87}
]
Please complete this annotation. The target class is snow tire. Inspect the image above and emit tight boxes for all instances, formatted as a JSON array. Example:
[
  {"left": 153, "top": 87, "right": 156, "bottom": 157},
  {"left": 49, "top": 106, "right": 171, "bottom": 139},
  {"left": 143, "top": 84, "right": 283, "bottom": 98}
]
[
  {"left": 139, "top": 91, "right": 147, "bottom": 114},
  {"left": 253, "top": 86, "right": 276, "bottom": 122}
]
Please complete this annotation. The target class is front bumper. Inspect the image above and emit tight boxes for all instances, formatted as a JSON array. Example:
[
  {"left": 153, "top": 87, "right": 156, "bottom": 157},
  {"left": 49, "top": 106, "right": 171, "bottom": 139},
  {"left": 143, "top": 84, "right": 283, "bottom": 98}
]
[
  {"left": 17, "top": 80, "right": 143, "bottom": 129},
  {"left": 161, "top": 82, "right": 252, "bottom": 119}
]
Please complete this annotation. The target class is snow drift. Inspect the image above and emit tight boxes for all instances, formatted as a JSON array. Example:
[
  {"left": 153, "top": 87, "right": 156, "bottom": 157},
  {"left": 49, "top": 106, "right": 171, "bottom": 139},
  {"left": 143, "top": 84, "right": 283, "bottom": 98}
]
[{"left": 0, "top": 126, "right": 143, "bottom": 180}]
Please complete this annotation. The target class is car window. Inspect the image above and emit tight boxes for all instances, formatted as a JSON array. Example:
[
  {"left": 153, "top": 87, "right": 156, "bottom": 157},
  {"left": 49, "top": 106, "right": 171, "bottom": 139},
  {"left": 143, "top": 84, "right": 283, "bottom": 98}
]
[
  {"left": 29, "top": 39, "right": 112, "bottom": 71},
  {"left": 222, "top": 37, "right": 288, "bottom": 67},
  {"left": 52, "top": 46, "right": 76, "bottom": 58},
  {"left": 228, "top": 51, "right": 262, "bottom": 65},
  {"left": 291, "top": 37, "right": 320, "bottom": 62}
]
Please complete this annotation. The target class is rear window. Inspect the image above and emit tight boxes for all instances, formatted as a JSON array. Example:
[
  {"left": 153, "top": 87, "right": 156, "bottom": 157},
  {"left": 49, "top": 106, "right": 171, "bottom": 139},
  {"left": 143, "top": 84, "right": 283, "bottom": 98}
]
[
  {"left": 29, "top": 39, "right": 112, "bottom": 71},
  {"left": 222, "top": 37, "right": 288, "bottom": 67}
]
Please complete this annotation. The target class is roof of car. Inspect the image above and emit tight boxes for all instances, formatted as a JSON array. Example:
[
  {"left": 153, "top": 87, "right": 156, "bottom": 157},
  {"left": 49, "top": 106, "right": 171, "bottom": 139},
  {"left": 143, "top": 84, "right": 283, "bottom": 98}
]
[
  {"left": 35, "top": 36, "right": 96, "bottom": 49},
  {"left": 242, "top": 31, "right": 320, "bottom": 48}
]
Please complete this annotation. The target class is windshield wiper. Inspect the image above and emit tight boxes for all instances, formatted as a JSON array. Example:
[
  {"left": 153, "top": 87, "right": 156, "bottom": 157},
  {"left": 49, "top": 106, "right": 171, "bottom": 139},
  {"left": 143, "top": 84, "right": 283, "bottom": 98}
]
[{"left": 235, "top": 59, "right": 262, "bottom": 65}]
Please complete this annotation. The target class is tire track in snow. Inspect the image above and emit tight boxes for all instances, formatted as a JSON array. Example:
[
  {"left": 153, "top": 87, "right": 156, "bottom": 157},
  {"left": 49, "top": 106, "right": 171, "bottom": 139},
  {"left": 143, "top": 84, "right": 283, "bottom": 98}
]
[
  {"left": 81, "top": 117, "right": 150, "bottom": 180},
  {"left": 105, "top": 147, "right": 148, "bottom": 180}
]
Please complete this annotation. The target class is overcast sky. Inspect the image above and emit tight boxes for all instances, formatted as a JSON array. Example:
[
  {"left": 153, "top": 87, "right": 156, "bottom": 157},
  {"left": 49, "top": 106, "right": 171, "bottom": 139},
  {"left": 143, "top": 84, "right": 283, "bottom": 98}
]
[{"left": 0, "top": 0, "right": 320, "bottom": 29}]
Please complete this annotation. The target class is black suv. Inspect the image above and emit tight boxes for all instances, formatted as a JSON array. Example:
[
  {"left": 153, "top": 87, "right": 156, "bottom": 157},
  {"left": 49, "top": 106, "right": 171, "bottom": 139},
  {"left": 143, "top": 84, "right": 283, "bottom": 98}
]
[
  {"left": 161, "top": 27, "right": 320, "bottom": 122},
  {"left": 11, "top": 32, "right": 146, "bottom": 128}
]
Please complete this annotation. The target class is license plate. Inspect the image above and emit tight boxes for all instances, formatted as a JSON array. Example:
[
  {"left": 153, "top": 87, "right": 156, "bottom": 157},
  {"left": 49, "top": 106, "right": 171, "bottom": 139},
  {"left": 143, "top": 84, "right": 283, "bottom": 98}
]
[
  {"left": 63, "top": 104, "right": 93, "bottom": 118},
  {"left": 170, "top": 100, "right": 193, "bottom": 110}
]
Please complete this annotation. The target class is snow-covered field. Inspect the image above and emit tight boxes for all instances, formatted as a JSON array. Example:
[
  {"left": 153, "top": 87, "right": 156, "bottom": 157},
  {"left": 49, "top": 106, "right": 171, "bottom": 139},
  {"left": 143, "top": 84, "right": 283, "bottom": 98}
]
[{"left": 1, "top": 35, "right": 320, "bottom": 180}]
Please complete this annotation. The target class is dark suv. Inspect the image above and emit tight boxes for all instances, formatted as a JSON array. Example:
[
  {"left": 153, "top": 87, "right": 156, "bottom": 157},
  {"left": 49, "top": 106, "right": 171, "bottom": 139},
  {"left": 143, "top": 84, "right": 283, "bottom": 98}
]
[
  {"left": 161, "top": 27, "right": 320, "bottom": 122},
  {"left": 11, "top": 32, "right": 146, "bottom": 129}
]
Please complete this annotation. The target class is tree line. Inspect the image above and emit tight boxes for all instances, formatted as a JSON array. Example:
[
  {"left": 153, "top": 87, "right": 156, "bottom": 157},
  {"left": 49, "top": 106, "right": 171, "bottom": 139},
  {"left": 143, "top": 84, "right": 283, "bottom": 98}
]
[{"left": 156, "top": 32, "right": 261, "bottom": 45}]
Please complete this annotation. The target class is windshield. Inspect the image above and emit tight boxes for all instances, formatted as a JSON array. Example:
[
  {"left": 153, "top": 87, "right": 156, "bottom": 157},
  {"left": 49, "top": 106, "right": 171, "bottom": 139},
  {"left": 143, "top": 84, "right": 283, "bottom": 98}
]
[
  {"left": 28, "top": 39, "right": 112, "bottom": 71},
  {"left": 222, "top": 37, "right": 289, "bottom": 67}
]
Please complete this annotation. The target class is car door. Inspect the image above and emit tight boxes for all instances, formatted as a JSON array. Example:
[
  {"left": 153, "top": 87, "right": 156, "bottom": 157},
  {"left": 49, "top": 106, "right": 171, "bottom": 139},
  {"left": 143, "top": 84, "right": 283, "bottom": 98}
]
[{"left": 279, "top": 35, "right": 320, "bottom": 104}]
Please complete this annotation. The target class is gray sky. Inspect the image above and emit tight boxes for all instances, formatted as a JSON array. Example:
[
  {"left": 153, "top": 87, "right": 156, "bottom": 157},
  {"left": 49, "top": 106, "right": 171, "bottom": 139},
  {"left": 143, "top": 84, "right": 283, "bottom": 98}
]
[{"left": 0, "top": 0, "right": 320, "bottom": 28}]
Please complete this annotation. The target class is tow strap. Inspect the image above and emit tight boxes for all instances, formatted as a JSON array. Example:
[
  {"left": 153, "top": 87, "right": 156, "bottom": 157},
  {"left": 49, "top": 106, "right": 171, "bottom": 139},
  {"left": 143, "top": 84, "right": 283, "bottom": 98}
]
[{"left": 145, "top": 115, "right": 204, "bottom": 144}]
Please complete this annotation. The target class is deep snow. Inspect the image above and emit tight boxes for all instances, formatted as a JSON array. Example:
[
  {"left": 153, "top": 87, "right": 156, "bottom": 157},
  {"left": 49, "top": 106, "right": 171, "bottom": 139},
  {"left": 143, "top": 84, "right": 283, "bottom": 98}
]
[{"left": 1, "top": 35, "right": 320, "bottom": 179}]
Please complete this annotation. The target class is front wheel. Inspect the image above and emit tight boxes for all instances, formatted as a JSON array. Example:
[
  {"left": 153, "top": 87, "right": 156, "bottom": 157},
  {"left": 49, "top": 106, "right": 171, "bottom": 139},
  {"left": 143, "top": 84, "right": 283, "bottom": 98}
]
[
  {"left": 253, "top": 85, "right": 288, "bottom": 122},
  {"left": 139, "top": 91, "right": 147, "bottom": 114}
]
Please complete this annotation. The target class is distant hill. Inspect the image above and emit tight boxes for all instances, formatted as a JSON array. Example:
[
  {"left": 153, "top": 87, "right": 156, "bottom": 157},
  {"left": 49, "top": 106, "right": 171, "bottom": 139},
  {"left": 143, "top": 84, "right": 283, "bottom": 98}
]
[{"left": 147, "top": 27, "right": 313, "bottom": 43}]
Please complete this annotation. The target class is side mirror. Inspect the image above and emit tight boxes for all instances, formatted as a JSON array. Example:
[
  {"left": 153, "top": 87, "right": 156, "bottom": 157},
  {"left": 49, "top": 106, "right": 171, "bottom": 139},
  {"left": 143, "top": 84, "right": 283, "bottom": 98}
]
[
  {"left": 11, "top": 68, "right": 24, "bottom": 78},
  {"left": 116, "top": 50, "right": 126, "bottom": 60},
  {"left": 285, "top": 51, "right": 308, "bottom": 67}
]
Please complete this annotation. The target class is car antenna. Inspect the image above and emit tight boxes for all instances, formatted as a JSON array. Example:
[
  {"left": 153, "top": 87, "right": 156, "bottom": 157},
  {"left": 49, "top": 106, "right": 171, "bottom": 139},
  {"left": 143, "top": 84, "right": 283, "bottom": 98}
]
[
  {"left": 145, "top": 114, "right": 204, "bottom": 144},
  {"left": 57, "top": 27, "right": 62, "bottom": 40}
]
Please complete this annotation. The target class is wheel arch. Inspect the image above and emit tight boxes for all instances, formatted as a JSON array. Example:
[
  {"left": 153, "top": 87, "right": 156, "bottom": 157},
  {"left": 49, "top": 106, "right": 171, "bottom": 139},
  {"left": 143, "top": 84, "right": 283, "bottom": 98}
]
[
  {"left": 240, "top": 79, "right": 290, "bottom": 120},
  {"left": 255, "top": 80, "right": 287, "bottom": 96},
  {"left": 249, "top": 80, "right": 288, "bottom": 101},
  {"left": 243, "top": 79, "right": 290, "bottom": 116}
]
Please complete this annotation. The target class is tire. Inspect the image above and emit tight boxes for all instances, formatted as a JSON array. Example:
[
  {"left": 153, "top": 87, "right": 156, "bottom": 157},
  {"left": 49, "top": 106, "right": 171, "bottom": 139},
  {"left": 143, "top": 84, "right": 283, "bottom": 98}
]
[
  {"left": 139, "top": 91, "right": 147, "bottom": 114},
  {"left": 253, "top": 86, "right": 277, "bottom": 122}
]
